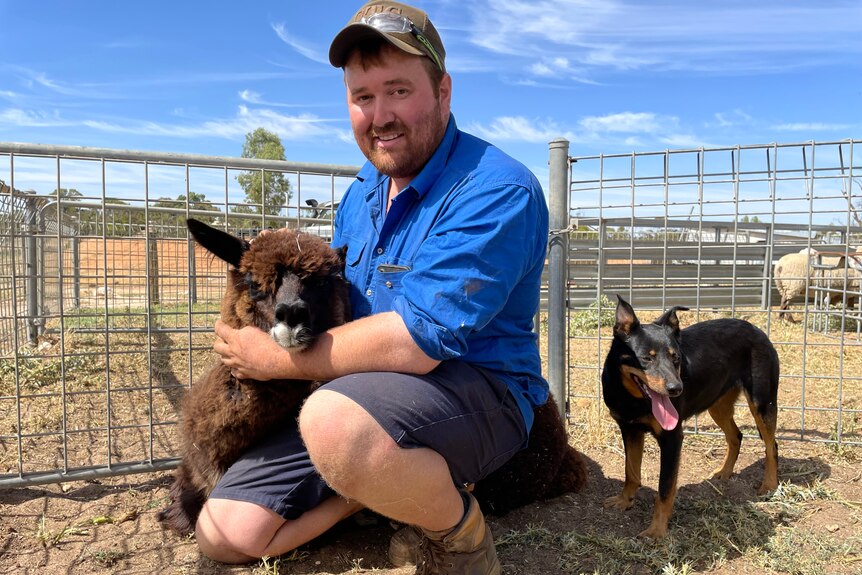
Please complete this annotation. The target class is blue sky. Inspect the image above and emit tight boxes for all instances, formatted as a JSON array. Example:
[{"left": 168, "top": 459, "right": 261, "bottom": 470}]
[{"left": 1, "top": 0, "right": 860, "bottom": 197}]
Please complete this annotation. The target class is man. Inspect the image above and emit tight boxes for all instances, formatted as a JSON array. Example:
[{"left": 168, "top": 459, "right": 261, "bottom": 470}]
[{"left": 198, "top": 2, "right": 549, "bottom": 573}]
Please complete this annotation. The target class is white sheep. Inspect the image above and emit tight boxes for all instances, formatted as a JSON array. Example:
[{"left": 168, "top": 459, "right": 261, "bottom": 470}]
[{"left": 774, "top": 248, "right": 861, "bottom": 322}]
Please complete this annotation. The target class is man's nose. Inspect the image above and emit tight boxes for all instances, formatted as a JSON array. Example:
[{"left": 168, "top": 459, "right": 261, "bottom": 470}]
[{"left": 371, "top": 100, "right": 396, "bottom": 127}]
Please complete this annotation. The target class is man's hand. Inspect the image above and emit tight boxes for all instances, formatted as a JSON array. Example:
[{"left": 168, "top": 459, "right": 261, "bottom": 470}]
[{"left": 213, "top": 320, "right": 289, "bottom": 381}]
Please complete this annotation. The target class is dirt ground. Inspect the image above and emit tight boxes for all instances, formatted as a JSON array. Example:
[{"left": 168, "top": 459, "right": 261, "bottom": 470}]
[{"left": 3, "top": 432, "right": 861, "bottom": 575}]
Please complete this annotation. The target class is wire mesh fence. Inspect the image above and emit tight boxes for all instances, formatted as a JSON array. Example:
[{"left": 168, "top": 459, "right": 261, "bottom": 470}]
[
  {"left": 0, "top": 143, "right": 358, "bottom": 486},
  {"left": 551, "top": 139, "right": 862, "bottom": 448},
  {"left": 1, "top": 139, "right": 861, "bottom": 489}
]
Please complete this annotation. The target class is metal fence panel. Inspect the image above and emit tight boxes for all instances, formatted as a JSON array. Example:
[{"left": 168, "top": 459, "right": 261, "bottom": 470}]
[
  {"left": 0, "top": 143, "right": 359, "bottom": 487},
  {"left": 2, "top": 139, "right": 861, "bottom": 488},
  {"left": 551, "top": 139, "right": 862, "bottom": 448}
]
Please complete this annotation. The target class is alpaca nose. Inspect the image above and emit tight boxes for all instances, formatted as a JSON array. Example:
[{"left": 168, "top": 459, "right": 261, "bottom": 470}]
[{"left": 275, "top": 301, "right": 309, "bottom": 327}]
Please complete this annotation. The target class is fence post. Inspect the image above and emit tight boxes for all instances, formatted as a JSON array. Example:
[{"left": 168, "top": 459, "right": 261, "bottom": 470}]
[
  {"left": 761, "top": 223, "right": 773, "bottom": 310},
  {"left": 24, "top": 196, "right": 40, "bottom": 344},
  {"left": 547, "top": 138, "right": 570, "bottom": 421},
  {"left": 148, "top": 238, "right": 160, "bottom": 305},
  {"left": 71, "top": 224, "right": 81, "bottom": 309},
  {"left": 189, "top": 237, "right": 198, "bottom": 305}
]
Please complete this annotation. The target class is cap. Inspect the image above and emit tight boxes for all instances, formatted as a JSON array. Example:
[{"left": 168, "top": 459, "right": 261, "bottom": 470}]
[{"left": 329, "top": 1, "right": 446, "bottom": 71}]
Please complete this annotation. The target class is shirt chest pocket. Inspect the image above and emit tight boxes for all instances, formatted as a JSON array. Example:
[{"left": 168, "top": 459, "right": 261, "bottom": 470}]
[{"left": 371, "top": 262, "right": 412, "bottom": 314}]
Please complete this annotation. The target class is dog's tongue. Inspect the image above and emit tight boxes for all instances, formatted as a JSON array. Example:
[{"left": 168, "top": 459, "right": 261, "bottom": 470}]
[{"left": 644, "top": 387, "right": 679, "bottom": 430}]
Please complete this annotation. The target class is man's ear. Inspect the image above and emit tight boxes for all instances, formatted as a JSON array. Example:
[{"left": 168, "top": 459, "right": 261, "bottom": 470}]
[{"left": 439, "top": 73, "right": 452, "bottom": 115}]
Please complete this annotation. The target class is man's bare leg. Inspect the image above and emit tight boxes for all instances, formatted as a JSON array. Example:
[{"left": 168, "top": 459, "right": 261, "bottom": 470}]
[
  {"left": 196, "top": 494, "right": 362, "bottom": 563},
  {"left": 299, "top": 390, "right": 465, "bottom": 532}
]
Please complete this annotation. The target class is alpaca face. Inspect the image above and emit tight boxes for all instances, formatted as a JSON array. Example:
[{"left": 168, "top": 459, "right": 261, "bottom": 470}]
[
  {"left": 249, "top": 263, "right": 348, "bottom": 350},
  {"left": 185, "top": 218, "right": 351, "bottom": 350}
]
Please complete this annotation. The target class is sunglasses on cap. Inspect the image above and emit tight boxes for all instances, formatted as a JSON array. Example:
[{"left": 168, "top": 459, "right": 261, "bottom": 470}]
[{"left": 360, "top": 12, "right": 444, "bottom": 72}]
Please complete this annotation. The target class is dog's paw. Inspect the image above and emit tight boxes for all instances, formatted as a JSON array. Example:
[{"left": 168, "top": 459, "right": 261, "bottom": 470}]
[
  {"left": 710, "top": 466, "right": 734, "bottom": 481},
  {"left": 757, "top": 480, "right": 778, "bottom": 495},
  {"left": 637, "top": 524, "right": 668, "bottom": 539},
  {"left": 604, "top": 494, "right": 634, "bottom": 511}
]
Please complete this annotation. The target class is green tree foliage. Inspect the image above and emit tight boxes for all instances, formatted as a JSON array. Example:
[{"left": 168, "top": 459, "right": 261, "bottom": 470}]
[
  {"left": 236, "top": 128, "right": 292, "bottom": 218},
  {"left": 153, "top": 191, "right": 220, "bottom": 231}
]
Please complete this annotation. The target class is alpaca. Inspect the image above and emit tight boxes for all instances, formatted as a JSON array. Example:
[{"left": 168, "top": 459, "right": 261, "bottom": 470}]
[
  {"left": 157, "top": 218, "right": 351, "bottom": 536},
  {"left": 473, "top": 393, "right": 587, "bottom": 515}
]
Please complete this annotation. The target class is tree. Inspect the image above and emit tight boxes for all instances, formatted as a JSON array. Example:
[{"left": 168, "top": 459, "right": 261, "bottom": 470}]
[
  {"left": 236, "top": 128, "right": 292, "bottom": 218},
  {"left": 153, "top": 192, "right": 220, "bottom": 232}
]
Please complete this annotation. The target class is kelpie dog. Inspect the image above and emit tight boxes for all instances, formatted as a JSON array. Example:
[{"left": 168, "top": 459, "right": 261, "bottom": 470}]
[{"left": 602, "top": 296, "right": 780, "bottom": 538}]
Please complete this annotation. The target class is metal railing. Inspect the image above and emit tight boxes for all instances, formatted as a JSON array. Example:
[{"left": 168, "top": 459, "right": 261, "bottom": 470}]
[
  {"left": 1, "top": 137, "right": 861, "bottom": 488},
  {"left": 546, "top": 138, "right": 862, "bottom": 447}
]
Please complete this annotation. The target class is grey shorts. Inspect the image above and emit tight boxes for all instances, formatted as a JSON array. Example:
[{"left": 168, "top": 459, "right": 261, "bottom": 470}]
[{"left": 209, "top": 361, "right": 528, "bottom": 520}]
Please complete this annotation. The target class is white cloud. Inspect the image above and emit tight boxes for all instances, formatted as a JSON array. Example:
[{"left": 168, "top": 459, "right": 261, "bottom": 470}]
[
  {"left": 271, "top": 23, "right": 329, "bottom": 64},
  {"left": 237, "top": 89, "right": 323, "bottom": 109},
  {"left": 1, "top": 105, "right": 345, "bottom": 143},
  {"left": 580, "top": 112, "right": 676, "bottom": 134},
  {"left": 772, "top": 122, "right": 852, "bottom": 132},
  {"left": 467, "top": 111, "right": 711, "bottom": 152},
  {"left": 709, "top": 110, "right": 753, "bottom": 128},
  {"left": 466, "top": 116, "right": 576, "bottom": 143},
  {"left": 0, "top": 108, "right": 72, "bottom": 127},
  {"left": 459, "top": 0, "right": 861, "bottom": 77},
  {"left": 239, "top": 90, "right": 263, "bottom": 104}
]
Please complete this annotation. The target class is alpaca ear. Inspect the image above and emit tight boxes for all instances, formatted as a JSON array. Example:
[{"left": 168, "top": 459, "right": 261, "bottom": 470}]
[
  {"left": 186, "top": 218, "right": 249, "bottom": 268},
  {"left": 654, "top": 305, "right": 689, "bottom": 336},
  {"left": 613, "top": 295, "right": 640, "bottom": 337},
  {"left": 334, "top": 245, "right": 347, "bottom": 271}
]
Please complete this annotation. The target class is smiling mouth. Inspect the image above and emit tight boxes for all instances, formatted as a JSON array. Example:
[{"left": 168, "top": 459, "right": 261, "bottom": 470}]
[
  {"left": 374, "top": 133, "right": 403, "bottom": 147},
  {"left": 632, "top": 373, "right": 680, "bottom": 431}
]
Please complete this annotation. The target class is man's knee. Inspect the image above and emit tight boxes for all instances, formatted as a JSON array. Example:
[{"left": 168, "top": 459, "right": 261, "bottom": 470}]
[
  {"left": 299, "top": 390, "right": 376, "bottom": 453},
  {"left": 195, "top": 500, "right": 280, "bottom": 563},
  {"left": 299, "top": 389, "right": 398, "bottom": 494}
]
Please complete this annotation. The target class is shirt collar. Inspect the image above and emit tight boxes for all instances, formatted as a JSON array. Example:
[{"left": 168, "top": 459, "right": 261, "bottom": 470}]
[{"left": 355, "top": 114, "right": 458, "bottom": 200}]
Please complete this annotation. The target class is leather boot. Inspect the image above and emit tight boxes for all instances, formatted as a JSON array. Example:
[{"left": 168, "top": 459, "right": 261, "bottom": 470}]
[
  {"left": 389, "top": 524, "right": 423, "bottom": 567},
  {"left": 414, "top": 491, "right": 501, "bottom": 575}
]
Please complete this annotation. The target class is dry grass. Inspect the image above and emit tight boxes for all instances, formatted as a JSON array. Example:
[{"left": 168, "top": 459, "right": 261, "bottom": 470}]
[{"left": 2, "top": 303, "right": 862, "bottom": 574}]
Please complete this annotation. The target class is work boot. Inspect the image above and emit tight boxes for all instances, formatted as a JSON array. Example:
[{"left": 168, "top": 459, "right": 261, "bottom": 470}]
[
  {"left": 414, "top": 491, "right": 501, "bottom": 575},
  {"left": 389, "top": 525, "right": 422, "bottom": 567}
]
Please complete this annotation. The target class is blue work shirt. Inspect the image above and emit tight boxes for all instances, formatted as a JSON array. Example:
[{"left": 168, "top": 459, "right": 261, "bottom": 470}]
[{"left": 331, "top": 115, "right": 549, "bottom": 431}]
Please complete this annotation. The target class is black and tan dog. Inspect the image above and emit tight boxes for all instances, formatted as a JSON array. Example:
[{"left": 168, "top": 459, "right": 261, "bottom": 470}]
[{"left": 602, "top": 296, "right": 780, "bottom": 538}]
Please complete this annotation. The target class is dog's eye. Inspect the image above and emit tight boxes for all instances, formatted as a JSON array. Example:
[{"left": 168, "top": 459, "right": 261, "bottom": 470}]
[{"left": 640, "top": 355, "right": 654, "bottom": 364}]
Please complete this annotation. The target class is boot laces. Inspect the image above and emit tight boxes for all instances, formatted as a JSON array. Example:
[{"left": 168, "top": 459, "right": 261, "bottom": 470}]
[{"left": 416, "top": 537, "right": 455, "bottom": 573}]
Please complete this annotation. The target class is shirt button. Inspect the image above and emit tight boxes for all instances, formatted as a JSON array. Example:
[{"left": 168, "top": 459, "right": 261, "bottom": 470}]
[
  {"left": 376, "top": 247, "right": 384, "bottom": 254},
  {"left": 366, "top": 289, "right": 373, "bottom": 296},
  {"left": 385, "top": 281, "right": 393, "bottom": 288}
]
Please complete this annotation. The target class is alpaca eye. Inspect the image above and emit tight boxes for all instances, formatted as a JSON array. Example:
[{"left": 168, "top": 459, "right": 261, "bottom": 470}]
[{"left": 248, "top": 284, "right": 268, "bottom": 301}]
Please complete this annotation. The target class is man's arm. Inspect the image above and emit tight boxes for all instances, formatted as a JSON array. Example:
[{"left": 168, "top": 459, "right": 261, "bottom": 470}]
[{"left": 213, "top": 311, "right": 441, "bottom": 382}]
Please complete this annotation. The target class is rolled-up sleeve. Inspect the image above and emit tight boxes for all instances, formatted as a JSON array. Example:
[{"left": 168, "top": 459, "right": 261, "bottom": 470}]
[{"left": 392, "top": 180, "right": 547, "bottom": 361}]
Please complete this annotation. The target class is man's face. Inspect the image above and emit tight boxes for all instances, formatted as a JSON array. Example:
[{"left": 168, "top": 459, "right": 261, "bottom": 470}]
[{"left": 344, "top": 46, "right": 451, "bottom": 182}]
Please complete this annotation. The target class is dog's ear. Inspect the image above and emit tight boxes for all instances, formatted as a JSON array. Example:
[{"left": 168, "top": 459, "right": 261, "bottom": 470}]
[
  {"left": 613, "top": 295, "right": 640, "bottom": 337},
  {"left": 186, "top": 218, "right": 250, "bottom": 268},
  {"left": 654, "top": 305, "right": 690, "bottom": 336}
]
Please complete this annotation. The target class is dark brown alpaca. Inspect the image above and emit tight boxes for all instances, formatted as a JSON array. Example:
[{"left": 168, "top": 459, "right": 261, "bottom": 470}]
[
  {"left": 157, "top": 218, "right": 351, "bottom": 536},
  {"left": 473, "top": 393, "right": 587, "bottom": 515}
]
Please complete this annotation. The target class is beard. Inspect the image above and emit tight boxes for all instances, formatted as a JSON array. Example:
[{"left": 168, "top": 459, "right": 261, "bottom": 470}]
[{"left": 354, "top": 101, "right": 446, "bottom": 180}]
